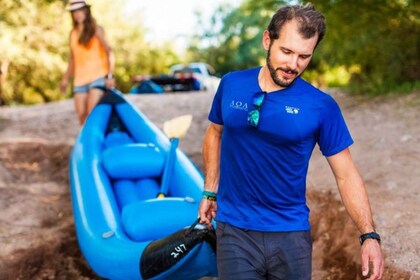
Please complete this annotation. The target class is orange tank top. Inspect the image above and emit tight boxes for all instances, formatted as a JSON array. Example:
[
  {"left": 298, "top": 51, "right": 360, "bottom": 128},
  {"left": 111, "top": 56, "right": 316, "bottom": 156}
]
[{"left": 70, "top": 29, "right": 108, "bottom": 86}]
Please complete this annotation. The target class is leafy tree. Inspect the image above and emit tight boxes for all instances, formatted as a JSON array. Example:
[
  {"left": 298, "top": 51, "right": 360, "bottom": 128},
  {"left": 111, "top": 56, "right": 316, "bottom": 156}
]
[
  {"left": 87, "top": 0, "right": 181, "bottom": 91},
  {"left": 188, "top": 0, "right": 286, "bottom": 75},
  {"left": 0, "top": 0, "right": 68, "bottom": 104},
  {"left": 0, "top": 0, "right": 181, "bottom": 105},
  {"left": 312, "top": 0, "right": 419, "bottom": 94},
  {"left": 2, "top": 0, "right": 417, "bottom": 104},
  {"left": 189, "top": 0, "right": 419, "bottom": 94}
]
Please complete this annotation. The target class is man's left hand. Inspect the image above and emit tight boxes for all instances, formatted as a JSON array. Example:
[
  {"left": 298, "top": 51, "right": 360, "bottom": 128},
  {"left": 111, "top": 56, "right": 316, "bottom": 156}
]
[{"left": 361, "top": 239, "right": 384, "bottom": 279}]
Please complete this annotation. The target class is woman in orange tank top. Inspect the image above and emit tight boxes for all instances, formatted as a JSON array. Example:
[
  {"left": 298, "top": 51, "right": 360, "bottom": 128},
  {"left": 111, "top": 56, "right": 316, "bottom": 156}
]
[{"left": 60, "top": 0, "right": 115, "bottom": 125}]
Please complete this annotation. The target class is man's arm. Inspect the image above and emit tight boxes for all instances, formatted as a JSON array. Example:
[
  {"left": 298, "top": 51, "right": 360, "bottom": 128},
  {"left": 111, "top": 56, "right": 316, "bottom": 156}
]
[
  {"left": 326, "top": 148, "right": 384, "bottom": 280},
  {"left": 199, "top": 122, "right": 223, "bottom": 226}
]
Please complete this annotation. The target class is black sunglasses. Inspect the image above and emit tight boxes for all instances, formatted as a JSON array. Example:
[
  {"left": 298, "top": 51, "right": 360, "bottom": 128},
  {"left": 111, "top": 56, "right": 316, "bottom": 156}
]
[{"left": 247, "top": 91, "right": 266, "bottom": 128}]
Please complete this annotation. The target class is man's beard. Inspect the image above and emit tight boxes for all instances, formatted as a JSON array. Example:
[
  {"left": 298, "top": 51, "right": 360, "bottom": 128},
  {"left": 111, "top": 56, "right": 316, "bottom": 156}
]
[{"left": 266, "top": 46, "right": 299, "bottom": 88}]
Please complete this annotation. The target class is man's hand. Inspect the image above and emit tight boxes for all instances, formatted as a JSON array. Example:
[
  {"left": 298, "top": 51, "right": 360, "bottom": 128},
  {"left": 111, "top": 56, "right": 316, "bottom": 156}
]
[
  {"left": 198, "top": 198, "right": 217, "bottom": 227},
  {"left": 361, "top": 239, "right": 384, "bottom": 279}
]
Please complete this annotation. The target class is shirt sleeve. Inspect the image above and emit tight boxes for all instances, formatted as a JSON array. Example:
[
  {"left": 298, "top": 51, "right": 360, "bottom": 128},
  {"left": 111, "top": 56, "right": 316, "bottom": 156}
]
[
  {"left": 208, "top": 74, "right": 228, "bottom": 125},
  {"left": 318, "top": 96, "right": 354, "bottom": 156}
]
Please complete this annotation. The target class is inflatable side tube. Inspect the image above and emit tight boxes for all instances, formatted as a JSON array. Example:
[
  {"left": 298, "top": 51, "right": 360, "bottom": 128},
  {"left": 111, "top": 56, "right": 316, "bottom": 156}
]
[{"left": 140, "top": 225, "right": 216, "bottom": 279}]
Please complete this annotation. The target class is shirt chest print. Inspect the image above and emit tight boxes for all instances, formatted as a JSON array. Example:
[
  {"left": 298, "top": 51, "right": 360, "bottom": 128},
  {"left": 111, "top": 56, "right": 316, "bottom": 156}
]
[
  {"left": 229, "top": 100, "right": 249, "bottom": 111},
  {"left": 285, "top": 105, "right": 300, "bottom": 114}
]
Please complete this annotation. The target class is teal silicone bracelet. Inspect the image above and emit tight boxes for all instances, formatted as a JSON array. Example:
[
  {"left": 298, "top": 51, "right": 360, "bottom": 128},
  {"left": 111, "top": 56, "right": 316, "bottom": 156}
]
[
  {"left": 202, "top": 194, "right": 217, "bottom": 201},
  {"left": 203, "top": 190, "right": 217, "bottom": 198},
  {"left": 202, "top": 190, "right": 217, "bottom": 201}
]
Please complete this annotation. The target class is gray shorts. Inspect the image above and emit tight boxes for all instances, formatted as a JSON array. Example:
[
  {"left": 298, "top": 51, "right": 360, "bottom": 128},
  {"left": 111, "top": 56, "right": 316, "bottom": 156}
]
[
  {"left": 73, "top": 77, "right": 106, "bottom": 93},
  {"left": 216, "top": 222, "right": 312, "bottom": 280}
]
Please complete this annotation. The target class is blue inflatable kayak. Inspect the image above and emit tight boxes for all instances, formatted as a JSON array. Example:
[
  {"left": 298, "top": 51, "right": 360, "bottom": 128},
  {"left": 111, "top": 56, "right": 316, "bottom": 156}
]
[{"left": 69, "top": 89, "right": 217, "bottom": 279}]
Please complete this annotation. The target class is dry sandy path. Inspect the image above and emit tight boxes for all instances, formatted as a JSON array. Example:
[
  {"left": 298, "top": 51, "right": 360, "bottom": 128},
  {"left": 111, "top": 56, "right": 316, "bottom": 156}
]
[{"left": 0, "top": 90, "right": 419, "bottom": 279}]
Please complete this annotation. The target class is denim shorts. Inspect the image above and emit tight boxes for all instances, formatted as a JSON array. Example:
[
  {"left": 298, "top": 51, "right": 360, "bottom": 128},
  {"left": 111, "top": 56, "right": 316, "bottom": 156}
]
[
  {"left": 73, "top": 77, "right": 106, "bottom": 93},
  {"left": 216, "top": 222, "right": 312, "bottom": 280}
]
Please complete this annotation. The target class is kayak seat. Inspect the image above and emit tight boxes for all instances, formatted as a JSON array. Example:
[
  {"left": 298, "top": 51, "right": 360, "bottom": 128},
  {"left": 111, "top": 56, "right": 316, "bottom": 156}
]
[
  {"left": 102, "top": 143, "right": 165, "bottom": 179},
  {"left": 103, "top": 131, "right": 135, "bottom": 149},
  {"left": 121, "top": 197, "right": 198, "bottom": 242},
  {"left": 113, "top": 178, "right": 160, "bottom": 209}
]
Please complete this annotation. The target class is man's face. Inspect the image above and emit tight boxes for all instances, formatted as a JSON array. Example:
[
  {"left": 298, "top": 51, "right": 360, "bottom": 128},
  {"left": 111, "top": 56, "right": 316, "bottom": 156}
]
[{"left": 264, "top": 20, "right": 318, "bottom": 88}]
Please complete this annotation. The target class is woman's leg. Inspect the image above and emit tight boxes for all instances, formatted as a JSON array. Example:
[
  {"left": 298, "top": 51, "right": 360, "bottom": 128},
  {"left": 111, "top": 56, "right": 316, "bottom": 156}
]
[
  {"left": 86, "top": 76, "right": 106, "bottom": 117},
  {"left": 73, "top": 93, "right": 88, "bottom": 125},
  {"left": 86, "top": 87, "right": 104, "bottom": 116}
]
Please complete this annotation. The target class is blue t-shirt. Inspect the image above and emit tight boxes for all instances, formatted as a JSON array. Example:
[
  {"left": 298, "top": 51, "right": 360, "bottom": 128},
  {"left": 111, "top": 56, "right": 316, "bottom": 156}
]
[{"left": 208, "top": 67, "right": 353, "bottom": 231}]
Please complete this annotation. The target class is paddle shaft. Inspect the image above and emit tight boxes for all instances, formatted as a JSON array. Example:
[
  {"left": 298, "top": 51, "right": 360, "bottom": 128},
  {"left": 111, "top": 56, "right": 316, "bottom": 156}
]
[{"left": 158, "top": 137, "right": 179, "bottom": 198}]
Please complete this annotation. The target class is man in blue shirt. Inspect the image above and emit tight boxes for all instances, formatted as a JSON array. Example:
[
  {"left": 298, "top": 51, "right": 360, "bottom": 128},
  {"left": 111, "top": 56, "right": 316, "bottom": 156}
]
[{"left": 199, "top": 3, "right": 383, "bottom": 280}]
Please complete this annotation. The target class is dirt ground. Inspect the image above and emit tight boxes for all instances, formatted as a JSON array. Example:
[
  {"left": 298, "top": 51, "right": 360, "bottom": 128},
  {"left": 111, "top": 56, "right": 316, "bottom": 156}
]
[{"left": 0, "top": 90, "right": 419, "bottom": 280}]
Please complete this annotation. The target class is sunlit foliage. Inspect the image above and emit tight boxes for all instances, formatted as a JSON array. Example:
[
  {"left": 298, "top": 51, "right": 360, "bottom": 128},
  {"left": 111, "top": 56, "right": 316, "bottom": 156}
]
[
  {"left": 188, "top": 0, "right": 419, "bottom": 95},
  {"left": 0, "top": 0, "right": 181, "bottom": 105},
  {"left": 1, "top": 0, "right": 418, "bottom": 104}
]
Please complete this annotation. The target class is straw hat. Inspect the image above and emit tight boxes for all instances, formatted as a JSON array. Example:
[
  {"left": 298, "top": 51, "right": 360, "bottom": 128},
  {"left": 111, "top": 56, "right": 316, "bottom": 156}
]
[{"left": 67, "top": 0, "right": 90, "bottom": 12}]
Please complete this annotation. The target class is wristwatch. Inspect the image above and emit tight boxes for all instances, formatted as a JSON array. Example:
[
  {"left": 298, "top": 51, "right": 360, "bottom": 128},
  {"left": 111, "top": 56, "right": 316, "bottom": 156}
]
[
  {"left": 359, "top": 232, "right": 381, "bottom": 245},
  {"left": 106, "top": 73, "right": 114, "bottom": 79}
]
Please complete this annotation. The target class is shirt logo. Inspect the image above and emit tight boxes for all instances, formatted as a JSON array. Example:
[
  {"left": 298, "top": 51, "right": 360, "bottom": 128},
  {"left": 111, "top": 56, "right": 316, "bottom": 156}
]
[
  {"left": 230, "top": 100, "right": 249, "bottom": 111},
  {"left": 285, "top": 106, "right": 300, "bottom": 114}
]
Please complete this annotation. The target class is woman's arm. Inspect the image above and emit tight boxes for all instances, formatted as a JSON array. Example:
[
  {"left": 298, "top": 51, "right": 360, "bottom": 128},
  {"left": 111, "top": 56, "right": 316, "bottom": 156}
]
[
  {"left": 96, "top": 26, "right": 115, "bottom": 88},
  {"left": 60, "top": 33, "right": 74, "bottom": 93}
]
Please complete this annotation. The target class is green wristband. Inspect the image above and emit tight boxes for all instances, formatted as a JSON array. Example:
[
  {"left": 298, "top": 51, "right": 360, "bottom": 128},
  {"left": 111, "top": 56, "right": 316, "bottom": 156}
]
[{"left": 203, "top": 190, "right": 217, "bottom": 201}]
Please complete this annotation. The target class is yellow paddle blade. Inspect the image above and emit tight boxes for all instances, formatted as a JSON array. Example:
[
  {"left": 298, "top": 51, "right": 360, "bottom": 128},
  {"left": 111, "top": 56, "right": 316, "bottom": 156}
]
[{"left": 163, "top": 114, "right": 193, "bottom": 139}]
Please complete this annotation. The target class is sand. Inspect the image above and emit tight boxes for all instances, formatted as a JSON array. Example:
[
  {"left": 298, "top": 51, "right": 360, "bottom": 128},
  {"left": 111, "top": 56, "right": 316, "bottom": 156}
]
[{"left": 0, "top": 90, "right": 419, "bottom": 279}]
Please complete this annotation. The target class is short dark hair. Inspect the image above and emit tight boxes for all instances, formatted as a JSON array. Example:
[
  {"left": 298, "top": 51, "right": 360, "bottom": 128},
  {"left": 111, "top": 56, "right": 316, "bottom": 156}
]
[{"left": 267, "top": 3, "right": 326, "bottom": 48}]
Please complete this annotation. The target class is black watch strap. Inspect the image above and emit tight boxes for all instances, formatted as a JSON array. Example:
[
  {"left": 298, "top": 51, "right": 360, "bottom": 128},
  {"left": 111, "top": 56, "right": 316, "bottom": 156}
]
[{"left": 359, "top": 232, "right": 381, "bottom": 245}]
